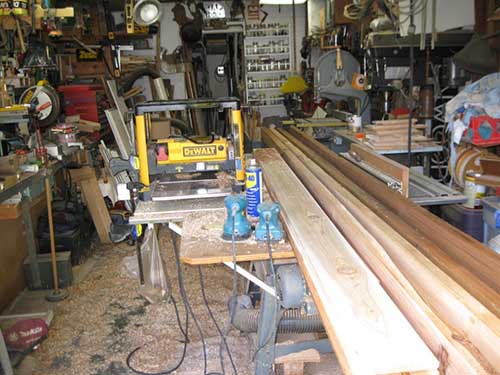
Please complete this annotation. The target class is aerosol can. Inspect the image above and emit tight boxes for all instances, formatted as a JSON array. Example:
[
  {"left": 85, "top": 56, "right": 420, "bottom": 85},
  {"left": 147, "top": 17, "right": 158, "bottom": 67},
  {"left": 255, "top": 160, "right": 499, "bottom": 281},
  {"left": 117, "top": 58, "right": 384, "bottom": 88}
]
[{"left": 245, "top": 159, "right": 262, "bottom": 218}]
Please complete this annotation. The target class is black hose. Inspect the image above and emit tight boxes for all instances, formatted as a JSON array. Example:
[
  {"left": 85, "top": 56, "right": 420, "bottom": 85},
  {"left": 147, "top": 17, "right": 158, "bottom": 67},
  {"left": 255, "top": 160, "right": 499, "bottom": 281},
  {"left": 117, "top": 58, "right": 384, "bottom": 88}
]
[
  {"left": 232, "top": 308, "right": 324, "bottom": 334},
  {"left": 164, "top": 117, "right": 190, "bottom": 134},
  {"left": 120, "top": 67, "right": 161, "bottom": 95}
]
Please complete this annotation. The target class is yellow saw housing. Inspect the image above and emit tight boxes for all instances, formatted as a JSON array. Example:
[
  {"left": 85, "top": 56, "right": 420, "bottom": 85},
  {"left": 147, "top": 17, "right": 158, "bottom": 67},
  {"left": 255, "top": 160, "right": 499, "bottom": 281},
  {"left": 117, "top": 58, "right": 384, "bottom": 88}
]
[{"left": 156, "top": 137, "right": 229, "bottom": 164}]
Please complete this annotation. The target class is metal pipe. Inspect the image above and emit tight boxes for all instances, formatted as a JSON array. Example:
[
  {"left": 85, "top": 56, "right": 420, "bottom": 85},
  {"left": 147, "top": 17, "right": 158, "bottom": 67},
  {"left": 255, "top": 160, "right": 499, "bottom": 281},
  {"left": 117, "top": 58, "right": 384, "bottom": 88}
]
[{"left": 407, "top": 0, "right": 415, "bottom": 168}]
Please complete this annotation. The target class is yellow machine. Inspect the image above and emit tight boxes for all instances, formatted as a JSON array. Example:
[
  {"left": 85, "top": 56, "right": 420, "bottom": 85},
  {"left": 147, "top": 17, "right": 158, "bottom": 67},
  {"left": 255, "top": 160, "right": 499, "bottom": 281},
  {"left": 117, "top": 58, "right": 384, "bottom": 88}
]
[
  {"left": 133, "top": 98, "right": 245, "bottom": 201},
  {"left": 155, "top": 136, "right": 229, "bottom": 165}
]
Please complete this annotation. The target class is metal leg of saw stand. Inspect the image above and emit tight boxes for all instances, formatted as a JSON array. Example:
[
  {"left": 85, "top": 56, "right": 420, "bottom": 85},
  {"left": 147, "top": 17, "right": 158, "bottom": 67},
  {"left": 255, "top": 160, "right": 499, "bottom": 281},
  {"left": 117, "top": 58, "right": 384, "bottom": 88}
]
[
  {"left": 255, "top": 275, "right": 281, "bottom": 375},
  {"left": 251, "top": 263, "right": 333, "bottom": 375}
]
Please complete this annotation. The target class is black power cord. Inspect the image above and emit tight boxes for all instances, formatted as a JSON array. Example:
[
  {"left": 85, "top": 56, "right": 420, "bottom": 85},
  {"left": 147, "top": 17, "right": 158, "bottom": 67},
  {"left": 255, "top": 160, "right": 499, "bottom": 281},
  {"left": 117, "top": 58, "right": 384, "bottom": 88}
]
[
  {"left": 170, "top": 231, "right": 211, "bottom": 375},
  {"left": 127, "top": 216, "right": 240, "bottom": 375},
  {"left": 126, "top": 295, "right": 189, "bottom": 375},
  {"left": 198, "top": 266, "right": 238, "bottom": 375},
  {"left": 218, "top": 210, "right": 240, "bottom": 375}
]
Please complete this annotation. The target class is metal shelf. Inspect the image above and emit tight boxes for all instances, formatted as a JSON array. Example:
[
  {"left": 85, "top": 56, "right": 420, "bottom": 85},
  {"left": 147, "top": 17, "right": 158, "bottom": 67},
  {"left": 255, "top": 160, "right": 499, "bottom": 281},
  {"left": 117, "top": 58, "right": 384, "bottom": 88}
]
[
  {"left": 245, "top": 34, "right": 289, "bottom": 39},
  {"left": 251, "top": 103, "right": 285, "bottom": 108},
  {"left": 244, "top": 23, "right": 291, "bottom": 113},
  {"left": 244, "top": 52, "right": 290, "bottom": 57},
  {"left": 247, "top": 70, "right": 291, "bottom": 75},
  {"left": 247, "top": 87, "right": 284, "bottom": 91}
]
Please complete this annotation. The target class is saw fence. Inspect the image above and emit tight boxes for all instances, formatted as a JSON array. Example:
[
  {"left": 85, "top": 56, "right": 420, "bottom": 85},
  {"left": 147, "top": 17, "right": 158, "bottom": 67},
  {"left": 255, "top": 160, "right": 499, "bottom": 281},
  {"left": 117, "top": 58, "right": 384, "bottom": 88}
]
[{"left": 257, "top": 127, "right": 500, "bottom": 375}]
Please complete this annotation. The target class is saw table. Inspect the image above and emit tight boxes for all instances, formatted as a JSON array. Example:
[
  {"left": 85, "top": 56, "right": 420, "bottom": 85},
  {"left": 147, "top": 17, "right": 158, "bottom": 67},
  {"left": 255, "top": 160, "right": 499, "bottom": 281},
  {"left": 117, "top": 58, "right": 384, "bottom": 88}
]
[{"left": 129, "top": 200, "right": 294, "bottom": 264}]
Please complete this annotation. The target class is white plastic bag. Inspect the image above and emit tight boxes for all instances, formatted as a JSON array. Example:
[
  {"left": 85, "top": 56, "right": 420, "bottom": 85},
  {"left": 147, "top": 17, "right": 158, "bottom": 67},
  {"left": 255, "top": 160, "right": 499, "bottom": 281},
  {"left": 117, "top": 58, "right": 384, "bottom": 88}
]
[{"left": 141, "top": 227, "right": 170, "bottom": 297}]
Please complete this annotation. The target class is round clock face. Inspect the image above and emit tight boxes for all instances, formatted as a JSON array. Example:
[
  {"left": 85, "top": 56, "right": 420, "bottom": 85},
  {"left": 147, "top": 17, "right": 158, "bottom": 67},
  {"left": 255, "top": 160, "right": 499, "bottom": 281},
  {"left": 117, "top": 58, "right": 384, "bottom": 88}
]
[{"left": 207, "top": 2, "right": 226, "bottom": 19}]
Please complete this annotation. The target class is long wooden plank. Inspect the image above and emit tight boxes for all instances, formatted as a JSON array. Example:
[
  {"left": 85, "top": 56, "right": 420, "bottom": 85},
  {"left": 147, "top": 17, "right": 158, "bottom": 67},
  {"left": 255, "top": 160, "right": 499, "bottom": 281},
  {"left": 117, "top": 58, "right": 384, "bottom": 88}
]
[
  {"left": 255, "top": 148, "right": 438, "bottom": 375},
  {"left": 265, "top": 129, "right": 500, "bottom": 374},
  {"left": 350, "top": 143, "right": 409, "bottom": 197},
  {"left": 73, "top": 168, "right": 112, "bottom": 244},
  {"left": 278, "top": 128, "right": 500, "bottom": 320},
  {"left": 285, "top": 126, "right": 500, "bottom": 293}
]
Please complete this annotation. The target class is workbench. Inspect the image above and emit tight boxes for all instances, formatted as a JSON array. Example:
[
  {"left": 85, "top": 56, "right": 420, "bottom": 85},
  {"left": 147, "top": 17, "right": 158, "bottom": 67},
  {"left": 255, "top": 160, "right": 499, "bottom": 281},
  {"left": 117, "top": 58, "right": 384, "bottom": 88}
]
[
  {"left": 0, "top": 163, "right": 62, "bottom": 291},
  {"left": 129, "top": 198, "right": 294, "bottom": 265},
  {"left": 329, "top": 129, "right": 443, "bottom": 176},
  {"left": 0, "top": 146, "right": 82, "bottom": 291},
  {"left": 341, "top": 153, "right": 467, "bottom": 206}
]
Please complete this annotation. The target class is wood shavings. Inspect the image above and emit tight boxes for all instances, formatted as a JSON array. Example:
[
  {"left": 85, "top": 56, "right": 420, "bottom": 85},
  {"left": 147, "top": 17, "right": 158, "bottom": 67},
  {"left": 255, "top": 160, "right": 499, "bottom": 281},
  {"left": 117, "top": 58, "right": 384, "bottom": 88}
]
[{"left": 28, "top": 229, "right": 255, "bottom": 375}]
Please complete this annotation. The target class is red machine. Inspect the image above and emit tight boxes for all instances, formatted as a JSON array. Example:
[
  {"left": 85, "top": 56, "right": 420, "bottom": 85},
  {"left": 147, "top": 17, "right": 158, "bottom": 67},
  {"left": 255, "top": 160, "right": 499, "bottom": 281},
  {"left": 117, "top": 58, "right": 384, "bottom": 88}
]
[
  {"left": 464, "top": 116, "right": 500, "bottom": 146},
  {"left": 57, "top": 85, "right": 108, "bottom": 122}
]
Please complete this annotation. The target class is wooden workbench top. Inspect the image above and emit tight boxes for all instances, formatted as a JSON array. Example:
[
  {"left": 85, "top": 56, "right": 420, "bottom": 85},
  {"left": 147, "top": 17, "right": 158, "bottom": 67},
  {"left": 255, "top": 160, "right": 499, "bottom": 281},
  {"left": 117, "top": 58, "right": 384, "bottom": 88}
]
[{"left": 180, "top": 210, "right": 294, "bottom": 265}]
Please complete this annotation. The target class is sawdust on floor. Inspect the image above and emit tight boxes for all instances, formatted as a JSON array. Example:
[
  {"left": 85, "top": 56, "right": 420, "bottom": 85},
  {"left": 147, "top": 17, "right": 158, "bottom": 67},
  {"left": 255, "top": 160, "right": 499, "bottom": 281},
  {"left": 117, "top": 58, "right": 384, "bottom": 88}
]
[
  {"left": 28, "top": 228, "right": 254, "bottom": 375},
  {"left": 25, "top": 226, "right": 342, "bottom": 375}
]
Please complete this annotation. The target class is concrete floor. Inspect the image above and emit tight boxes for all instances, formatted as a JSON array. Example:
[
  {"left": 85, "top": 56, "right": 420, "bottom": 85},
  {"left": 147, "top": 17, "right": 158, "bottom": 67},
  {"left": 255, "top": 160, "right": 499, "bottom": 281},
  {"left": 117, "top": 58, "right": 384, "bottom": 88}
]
[{"left": 3, "top": 228, "right": 343, "bottom": 375}]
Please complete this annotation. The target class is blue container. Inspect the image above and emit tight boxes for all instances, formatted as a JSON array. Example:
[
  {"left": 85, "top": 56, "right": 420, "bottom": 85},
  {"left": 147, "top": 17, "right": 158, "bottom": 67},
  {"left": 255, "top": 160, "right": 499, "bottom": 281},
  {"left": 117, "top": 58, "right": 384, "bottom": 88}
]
[
  {"left": 245, "top": 160, "right": 262, "bottom": 218},
  {"left": 482, "top": 196, "right": 500, "bottom": 244}
]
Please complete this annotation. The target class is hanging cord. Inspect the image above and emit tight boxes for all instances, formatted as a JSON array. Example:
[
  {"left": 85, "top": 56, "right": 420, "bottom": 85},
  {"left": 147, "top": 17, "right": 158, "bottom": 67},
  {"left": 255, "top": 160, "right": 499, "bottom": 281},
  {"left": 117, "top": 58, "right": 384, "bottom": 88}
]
[
  {"left": 198, "top": 266, "right": 238, "bottom": 375},
  {"left": 171, "top": 231, "right": 210, "bottom": 374},
  {"left": 127, "top": 229, "right": 234, "bottom": 375}
]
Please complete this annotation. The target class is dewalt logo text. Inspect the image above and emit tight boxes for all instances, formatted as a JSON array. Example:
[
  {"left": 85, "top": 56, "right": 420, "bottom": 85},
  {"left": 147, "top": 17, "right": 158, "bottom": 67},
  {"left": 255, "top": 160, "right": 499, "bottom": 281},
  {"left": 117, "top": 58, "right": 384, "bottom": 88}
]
[{"left": 183, "top": 146, "right": 217, "bottom": 157}]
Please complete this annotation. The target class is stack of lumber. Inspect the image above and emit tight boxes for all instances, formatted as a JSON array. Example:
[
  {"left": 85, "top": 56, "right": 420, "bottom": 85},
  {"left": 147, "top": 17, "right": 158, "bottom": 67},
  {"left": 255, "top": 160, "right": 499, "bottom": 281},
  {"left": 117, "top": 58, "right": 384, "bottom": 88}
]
[
  {"left": 259, "top": 127, "right": 500, "bottom": 375},
  {"left": 364, "top": 119, "right": 438, "bottom": 151}
]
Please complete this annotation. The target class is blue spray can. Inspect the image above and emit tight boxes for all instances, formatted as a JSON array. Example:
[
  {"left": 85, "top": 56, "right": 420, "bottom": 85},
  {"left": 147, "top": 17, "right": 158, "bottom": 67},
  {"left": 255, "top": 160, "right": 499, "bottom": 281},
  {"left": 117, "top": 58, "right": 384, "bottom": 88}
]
[{"left": 245, "top": 159, "right": 262, "bottom": 218}]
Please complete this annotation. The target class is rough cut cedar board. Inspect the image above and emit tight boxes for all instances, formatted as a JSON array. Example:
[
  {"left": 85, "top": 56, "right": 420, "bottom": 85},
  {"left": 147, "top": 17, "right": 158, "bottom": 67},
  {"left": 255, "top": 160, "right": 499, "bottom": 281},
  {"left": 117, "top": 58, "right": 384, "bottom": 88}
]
[
  {"left": 179, "top": 210, "right": 294, "bottom": 265},
  {"left": 255, "top": 148, "right": 438, "bottom": 375},
  {"left": 350, "top": 143, "right": 409, "bottom": 198}
]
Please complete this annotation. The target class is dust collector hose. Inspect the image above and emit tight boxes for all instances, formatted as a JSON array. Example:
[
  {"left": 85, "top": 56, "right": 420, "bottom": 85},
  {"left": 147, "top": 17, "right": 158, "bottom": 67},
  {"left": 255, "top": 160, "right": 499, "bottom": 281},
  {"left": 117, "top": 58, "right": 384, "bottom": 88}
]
[{"left": 232, "top": 308, "right": 324, "bottom": 334}]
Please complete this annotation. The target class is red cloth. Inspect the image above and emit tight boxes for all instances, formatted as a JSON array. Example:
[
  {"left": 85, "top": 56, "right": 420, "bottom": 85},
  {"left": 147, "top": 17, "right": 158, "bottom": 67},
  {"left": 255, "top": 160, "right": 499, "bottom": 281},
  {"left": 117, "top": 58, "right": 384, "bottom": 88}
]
[{"left": 3, "top": 319, "right": 48, "bottom": 352}]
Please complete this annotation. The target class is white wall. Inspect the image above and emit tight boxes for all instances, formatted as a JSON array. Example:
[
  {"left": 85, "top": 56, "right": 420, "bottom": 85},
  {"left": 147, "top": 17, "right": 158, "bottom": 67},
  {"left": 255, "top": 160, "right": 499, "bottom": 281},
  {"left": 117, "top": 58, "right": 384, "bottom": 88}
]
[
  {"left": 157, "top": 3, "right": 186, "bottom": 99},
  {"left": 400, "top": 0, "right": 475, "bottom": 36},
  {"left": 128, "top": 3, "right": 308, "bottom": 100}
]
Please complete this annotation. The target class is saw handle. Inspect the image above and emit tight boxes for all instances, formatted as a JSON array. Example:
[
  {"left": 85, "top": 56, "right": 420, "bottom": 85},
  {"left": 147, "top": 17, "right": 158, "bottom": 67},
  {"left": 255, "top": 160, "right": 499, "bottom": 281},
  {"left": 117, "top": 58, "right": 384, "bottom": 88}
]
[{"left": 336, "top": 48, "right": 343, "bottom": 71}]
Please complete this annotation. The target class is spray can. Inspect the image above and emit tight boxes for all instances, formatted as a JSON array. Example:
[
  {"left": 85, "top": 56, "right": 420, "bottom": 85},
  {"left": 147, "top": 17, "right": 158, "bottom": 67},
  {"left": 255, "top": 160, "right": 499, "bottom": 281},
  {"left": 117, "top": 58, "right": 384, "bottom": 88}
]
[{"left": 245, "top": 159, "right": 262, "bottom": 218}]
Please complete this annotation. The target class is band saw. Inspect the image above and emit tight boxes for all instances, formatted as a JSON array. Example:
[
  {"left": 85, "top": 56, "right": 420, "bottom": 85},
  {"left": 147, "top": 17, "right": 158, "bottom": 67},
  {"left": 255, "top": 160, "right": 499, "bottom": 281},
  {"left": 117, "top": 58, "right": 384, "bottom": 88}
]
[{"left": 315, "top": 49, "right": 371, "bottom": 124}]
